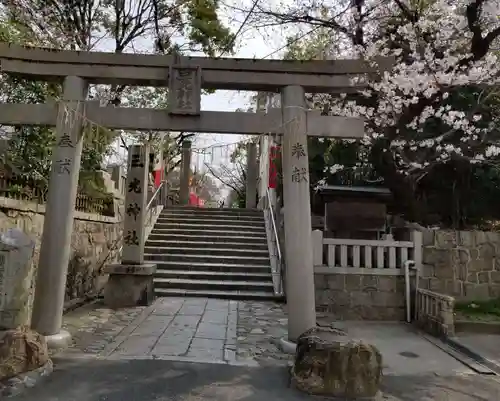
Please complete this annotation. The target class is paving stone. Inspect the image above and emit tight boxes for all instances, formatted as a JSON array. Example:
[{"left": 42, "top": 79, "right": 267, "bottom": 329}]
[
  {"left": 151, "top": 343, "right": 189, "bottom": 357},
  {"left": 201, "top": 310, "right": 228, "bottom": 324},
  {"left": 191, "top": 338, "right": 224, "bottom": 350},
  {"left": 205, "top": 300, "right": 229, "bottom": 311},
  {"left": 131, "top": 317, "right": 171, "bottom": 336},
  {"left": 114, "top": 335, "right": 158, "bottom": 356},
  {"left": 195, "top": 322, "right": 227, "bottom": 340},
  {"left": 171, "top": 315, "right": 201, "bottom": 327},
  {"left": 186, "top": 347, "right": 223, "bottom": 360},
  {"left": 177, "top": 305, "right": 206, "bottom": 316},
  {"left": 156, "top": 333, "right": 193, "bottom": 347}
]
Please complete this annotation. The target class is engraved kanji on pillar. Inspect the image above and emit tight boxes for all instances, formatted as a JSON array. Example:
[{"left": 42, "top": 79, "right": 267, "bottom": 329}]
[
  {"left": 122, "top": 144, "right": 149, "bottom": 265},
  {"left": 168, "top": 65, "right": 201, "bottom": 115}
]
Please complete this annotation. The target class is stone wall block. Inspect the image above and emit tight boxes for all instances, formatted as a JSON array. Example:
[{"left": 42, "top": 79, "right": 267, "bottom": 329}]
[
  {"left": 421, "top": 264, "right": 435, "bottom": 278},
  {"left": 378, "top": 276, "right": 396, "bottom": 292},
  {"left": 361, "top": 275, "right": 378, "bottom": 288},
  {"left": 458, "top": 231, "right": 474, "bottom": 247},
  {"left": 444, "top": 279, "right": 463, "bottom": 297},
  {"left": 422, "top": 229, "right": 435, "bottom": 246},
  {"left": 466, "top": 273, "right": 478, "bottom": 284},
  {"left": 345, "top": 275, "right": 361, "bottom": 291},
  {"left": 429, "top": 278, "right": 445, "bottom": 293},
  {"left": 435, "top": 230, "right": 457, "bottom": 248},
  {"left": 477, "top": 271, "right": 490, "bottom": 284},
  {"left": 327, "top": 275, "right": 346, "bottom": 290},
  {"left": 314, "top": 274, "right": 327, "bottom": 290},
  {"left": 474, "top": 231, "right": 487, "bottom": 246},
  {"left": 490, "top": 271, "right": 500, "bottom": 283},
  {"left": 464, "top": 283, "right": 490, "bottom": 301}
]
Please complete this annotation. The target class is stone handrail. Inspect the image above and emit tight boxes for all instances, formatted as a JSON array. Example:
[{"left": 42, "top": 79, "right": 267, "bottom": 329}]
[
  {"left": 263, "top": 187, "right": 284, "bottom": 296},
  {"left": 415, "top": 288, "right": 455, "bottom": 337}
]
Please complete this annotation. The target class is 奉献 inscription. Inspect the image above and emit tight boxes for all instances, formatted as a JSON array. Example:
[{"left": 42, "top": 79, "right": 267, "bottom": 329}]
[
  {"left": 56, "top": 158, "right": 71, "bottom": 174},
  {"left": 124, "top": 230, "right": 139, "bottom": 246},
  {"left": 128, "top": 178, "right": 142, "bottom": 194},
  {"left": 58, "top": 133, "right": 74, "bottom": 148},
  {"left": 291, "top": 167, "right": 308, "bottom": 183},
  {"left": 126, "top": 203, "right": 141, "bottom": 220},
  {"left": 291, "top": 142, "right": 306, "bottom": 159}
]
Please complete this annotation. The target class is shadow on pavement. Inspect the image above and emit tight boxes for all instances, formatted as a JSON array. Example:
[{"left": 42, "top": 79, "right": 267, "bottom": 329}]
[{"left": 14, "top": 357, "right": 500, "bottom": 401}]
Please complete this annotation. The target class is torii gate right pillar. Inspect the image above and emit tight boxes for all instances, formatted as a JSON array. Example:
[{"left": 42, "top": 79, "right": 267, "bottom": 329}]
[{"left": 281, "top": 85, "right": 316, "bottom": 342}]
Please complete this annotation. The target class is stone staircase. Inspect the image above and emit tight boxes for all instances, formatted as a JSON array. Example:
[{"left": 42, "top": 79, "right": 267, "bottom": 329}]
[{"left": 145, "top": 207, "right": 281, "bottom": 300}]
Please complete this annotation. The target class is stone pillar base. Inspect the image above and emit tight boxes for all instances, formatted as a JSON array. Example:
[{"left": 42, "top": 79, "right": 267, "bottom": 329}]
[{"left": 103, "top": 264, "right": 157, "bottom": 309}]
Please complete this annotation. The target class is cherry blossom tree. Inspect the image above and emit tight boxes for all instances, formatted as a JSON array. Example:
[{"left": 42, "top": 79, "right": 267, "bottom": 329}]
[{"left": 269, "top": 0, "right": 500, "bottom": 225}]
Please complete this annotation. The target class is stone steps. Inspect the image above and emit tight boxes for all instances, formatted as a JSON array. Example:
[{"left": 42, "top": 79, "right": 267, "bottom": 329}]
[
  {"left": 153, "top": 222, "right": 266, "bottom": 232},
  {"left": 155, "top": 269, "right": 271, "bottom": 281},
  {"left": 146, "top": 239, "right": 269, "bottom": 250},
  {"left": 144, "top": 246, "right": 269, "bottom": 257},
  {"left": 147, "top": 207, "right": 278, "bottom": 301},
  {"left": 152, "top": 260, "right": 271, "bottom": 273},
  {"left": 155, "top": 287, "right": 278, "bottom": 300},
  {"left": 148, "top": 229, "right": 267, "bottom": 238},
  {"left": 154, "top": 277, "right": 274, "bottom": 292}
]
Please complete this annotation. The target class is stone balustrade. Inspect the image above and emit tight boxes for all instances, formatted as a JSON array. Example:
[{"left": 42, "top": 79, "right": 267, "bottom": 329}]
[{"left": 415, "top": 288, "right": 455, "bottom": 337}]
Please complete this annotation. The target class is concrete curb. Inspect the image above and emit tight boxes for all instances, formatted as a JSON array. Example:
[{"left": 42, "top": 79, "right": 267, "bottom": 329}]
[{"left": 0, "top": 360, "right": 53, "bottom": 397}]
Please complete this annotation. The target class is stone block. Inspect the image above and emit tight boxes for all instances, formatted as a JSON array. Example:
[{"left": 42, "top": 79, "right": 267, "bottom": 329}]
[
  {"left": 464, "top": 283, "right": 490, "bottom": 301},
  {"left": 434, "top": 231, "right": 457, "bottom": 249},
  {"left": 467, "top": 273, "right": 478, "bottom": 283},
  {"left": 362, "top": 275, "right": 378, "bottom": 289},
  {"left": 345, "top": 275, "right": 362, "bottom": 290},
  {"left": 422, "top": 229, "right": 435, "bottom": 246},
  {"left": 491, "top": 271, "right": 500, "bottom": 283},
  {"left": 0, "top": 326, "right": 49, "bottom": 380},
  {"left": 429, "top": 278, "right": 445, "bottom": 293},
  {"left": 329, "top": 290, "right": 351, "bottom": 306},
  {"left": 327, "top": 274, "right": 345, "bottom": 290},
  {"left": 434, "top": 264, "right": 454, "bottom": 279},
  {"left": 372, "top": 292, "right": 404, "bottom": 307},
  {"left": 421, "top": 264, "right": 435, "bottom": 278},
  {"left": 478, "top": 243, "right": 496, "bottom": 263},
  {"left": 104, "top": 263, "right": 156, "bottom": 275},
  {"left": 292, "top": 327, "right": 382, "bottom": 399},
  {"left": 423, "top": 248, "right": 450, "bottom": 267},
  {"left": 378, "top": 276, "right": 396, "bottom": 292},
  {"left": 478, "top": 271, "right": 490, "bottom": 284},
  {"left": 104, "top": 269, "right": 156, "bottom": 308},
  {"left": 314, "top": 274, "right": 327, "bottom": 290},
  {"left": 458, "top": 231, "right": 474, "bottom": 247},
  {"left": 474, "top": 231, "right": 488, "bottom": 246},
  {"left": 489, "top": 284, "right": 500, "bottom": 298},
  {"left": 350, "top": 291, "right": 373, "bottom": 306},
  {"left": 444, "top": 280, "right": 463, "bottom": 297}
]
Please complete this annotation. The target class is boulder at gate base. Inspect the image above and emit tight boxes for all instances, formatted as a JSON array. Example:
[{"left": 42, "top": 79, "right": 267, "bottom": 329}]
[
  {"left": 291, "top": 327, "right": 383, "bottom": 399},
  {"left": 0, "top": 326, "right": 50, "bottom": 380}
]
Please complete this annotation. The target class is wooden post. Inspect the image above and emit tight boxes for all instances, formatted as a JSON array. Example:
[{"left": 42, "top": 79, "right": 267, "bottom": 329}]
[
  {"left": 281, "top": 85, "right": 316, "bottom": 342},
  {"left": 31, "top": 76, "right": 87, "bottom": 348}
]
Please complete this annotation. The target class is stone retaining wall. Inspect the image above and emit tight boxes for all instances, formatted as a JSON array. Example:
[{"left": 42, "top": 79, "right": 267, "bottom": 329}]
[
  {"left": 0, "top": 197, "right": 123, "bottom": 320},
  {"left": 314, "top": 270, "right": 406, "bottom": 320},
  {"left": 420, "top": 230, "right": 500, "bottom": 302}
]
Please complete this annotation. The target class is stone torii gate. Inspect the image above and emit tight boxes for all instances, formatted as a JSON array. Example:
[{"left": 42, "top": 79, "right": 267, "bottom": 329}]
[{"left": 0, "top": 44, "right": 390, "bottom": 347}]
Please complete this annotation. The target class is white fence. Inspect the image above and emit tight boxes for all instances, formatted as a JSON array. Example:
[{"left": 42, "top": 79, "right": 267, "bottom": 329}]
[{"left": 312, "top": 230, "right": 422, "bottom": 275}]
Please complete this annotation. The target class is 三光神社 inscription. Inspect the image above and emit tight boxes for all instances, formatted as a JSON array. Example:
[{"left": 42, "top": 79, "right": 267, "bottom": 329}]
[{"left": 168, "top": 65, "right": 201, "bottom": 115}]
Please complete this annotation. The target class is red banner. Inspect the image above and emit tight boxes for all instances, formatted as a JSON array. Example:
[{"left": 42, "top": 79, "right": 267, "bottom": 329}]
[{"left": 268, "top": 145, "right": 281, "bottom": 189}]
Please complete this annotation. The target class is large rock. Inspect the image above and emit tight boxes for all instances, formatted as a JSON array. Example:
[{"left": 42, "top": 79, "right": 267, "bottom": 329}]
[
  {"left": 291, "top": 327, "right": 383, "bottom": 399},
  {"left": 0, "top": 326, "right": 49, "bottom": 380}
]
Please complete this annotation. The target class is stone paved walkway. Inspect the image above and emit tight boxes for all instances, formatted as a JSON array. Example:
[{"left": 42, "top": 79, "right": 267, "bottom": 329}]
[{"left": 59, "top": 297, "right": 290, "bottom": 366}]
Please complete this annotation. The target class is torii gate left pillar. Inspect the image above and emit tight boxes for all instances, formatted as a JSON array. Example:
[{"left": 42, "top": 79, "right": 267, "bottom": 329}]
[{"left": 31, "top": 76, "right": 87, "bottom": 348}]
